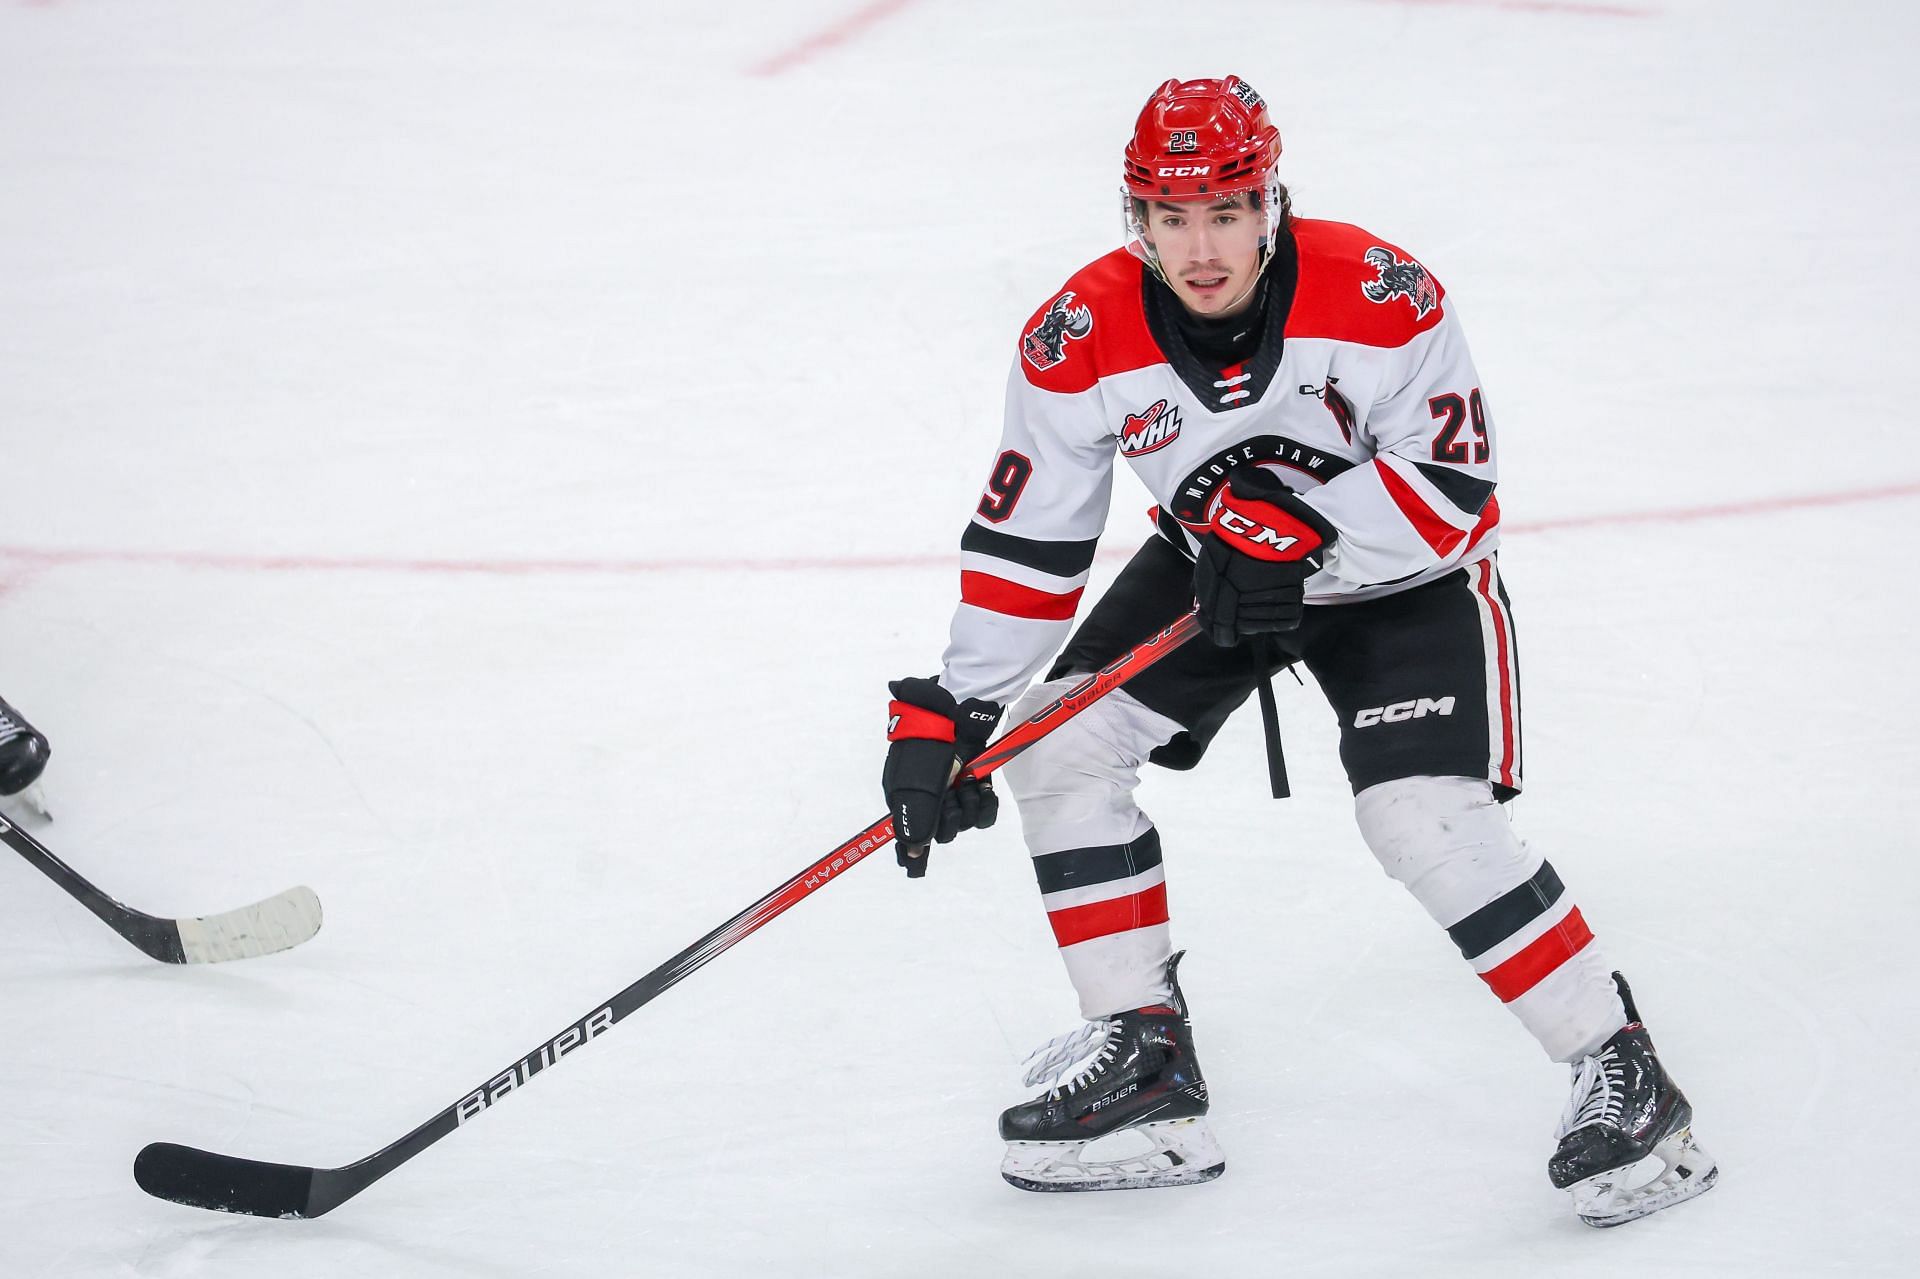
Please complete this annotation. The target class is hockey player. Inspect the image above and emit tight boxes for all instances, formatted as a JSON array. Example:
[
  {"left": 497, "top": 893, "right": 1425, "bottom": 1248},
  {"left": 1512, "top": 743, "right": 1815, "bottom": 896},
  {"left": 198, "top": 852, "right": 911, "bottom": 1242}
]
[
  {"left": 0, "top": 693, "right": 51, "bottom": 806},
  {"left": 879, "top": 76, "right": 1716, "bottom": 1226}
]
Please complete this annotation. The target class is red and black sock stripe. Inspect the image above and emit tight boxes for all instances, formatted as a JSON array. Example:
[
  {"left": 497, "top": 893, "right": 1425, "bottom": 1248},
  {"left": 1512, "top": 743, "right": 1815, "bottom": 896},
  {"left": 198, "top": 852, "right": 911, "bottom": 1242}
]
[
  {"left": 1032, "top": 829, "right": 1169, "bottom": 948},
  {"left": 1447, "top": 860, "right": 1594, "bottom": 1003}
]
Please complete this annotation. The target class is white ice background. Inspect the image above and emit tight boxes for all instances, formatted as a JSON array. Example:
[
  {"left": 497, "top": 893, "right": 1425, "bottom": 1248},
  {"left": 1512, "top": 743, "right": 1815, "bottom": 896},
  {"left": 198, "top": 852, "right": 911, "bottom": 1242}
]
[{"left": 3, "top": 0, "right": 1917, "bottom": 1275}]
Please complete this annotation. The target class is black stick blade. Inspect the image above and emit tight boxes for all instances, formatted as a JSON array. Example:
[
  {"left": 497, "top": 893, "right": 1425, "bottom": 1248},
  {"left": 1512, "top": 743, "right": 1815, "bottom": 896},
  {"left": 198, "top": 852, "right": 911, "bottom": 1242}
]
[{"left": 135, "top": 1142, "right": 320, "bottom": 1218}]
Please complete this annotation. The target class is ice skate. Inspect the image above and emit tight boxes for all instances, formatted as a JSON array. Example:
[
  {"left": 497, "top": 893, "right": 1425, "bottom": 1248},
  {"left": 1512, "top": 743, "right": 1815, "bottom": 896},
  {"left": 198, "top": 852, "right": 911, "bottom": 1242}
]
[
  {"left": 1550, "top": 973, "right": 1718, "bottom": 1227},
  {"left": 999, "top": 951, "right": 1223, "bottom": 1192},
  {"left": 0, "top": 696, "right": 51, "bottom": 820}
]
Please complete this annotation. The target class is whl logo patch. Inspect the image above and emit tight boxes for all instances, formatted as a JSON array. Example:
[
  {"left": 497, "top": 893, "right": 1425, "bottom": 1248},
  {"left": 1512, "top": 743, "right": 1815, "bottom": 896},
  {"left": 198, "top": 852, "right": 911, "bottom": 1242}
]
[
  {"left": 1360, "top": 246, "right": 1439, "bottom": 319},
  {"left": 1022, "top": 291, "right": 1094, "bottom": 370},
  {"left": 1119, "top": 399, "right": 1182, "bottom": 457}
]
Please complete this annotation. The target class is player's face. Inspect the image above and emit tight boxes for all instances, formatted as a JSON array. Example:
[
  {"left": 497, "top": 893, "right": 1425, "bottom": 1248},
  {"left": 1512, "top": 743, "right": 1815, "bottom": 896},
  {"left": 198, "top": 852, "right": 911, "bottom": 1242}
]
[{"left": 1143, "top": 195, "right": 1265, "bottom": 318}]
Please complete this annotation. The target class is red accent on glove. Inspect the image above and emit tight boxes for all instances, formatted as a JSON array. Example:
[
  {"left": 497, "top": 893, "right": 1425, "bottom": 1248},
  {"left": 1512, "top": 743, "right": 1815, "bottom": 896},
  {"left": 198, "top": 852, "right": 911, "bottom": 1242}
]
[
  {"left": 1208, "top": 480, "right": 1326, "bottom": 563},
  {"left": 887, "top": 702, "right": 957, "bottom": 743}
]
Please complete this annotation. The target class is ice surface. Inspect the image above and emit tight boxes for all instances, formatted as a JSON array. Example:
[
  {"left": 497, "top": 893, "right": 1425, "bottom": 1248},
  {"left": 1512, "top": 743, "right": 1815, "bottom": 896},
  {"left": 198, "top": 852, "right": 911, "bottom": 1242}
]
[{"left": 2, "top": 0, "right": 1917, "bottom": 1274}]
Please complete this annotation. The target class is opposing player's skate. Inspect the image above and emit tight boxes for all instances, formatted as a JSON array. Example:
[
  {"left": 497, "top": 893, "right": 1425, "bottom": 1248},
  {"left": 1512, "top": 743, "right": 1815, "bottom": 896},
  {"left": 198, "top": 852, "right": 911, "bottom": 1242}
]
[
  {"left": 1550, "top": 973, "right": 1718, "bottom": 1227},
  {"left": 999, "top": 950, "right": 1223, "bottom": 1192},
  {"left": 0, "top": 695, "right": 52, "bottom": 819}
]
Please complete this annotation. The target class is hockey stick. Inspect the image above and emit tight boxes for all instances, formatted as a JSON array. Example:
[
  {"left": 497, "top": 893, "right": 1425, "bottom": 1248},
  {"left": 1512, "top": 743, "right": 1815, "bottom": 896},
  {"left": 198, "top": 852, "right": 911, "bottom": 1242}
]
[
  {"left": 134, "top": 611, "right": 1203, "bottom": 1218},
  {"left": 0, "top": 810, "right": 323, "bottom": 964}
]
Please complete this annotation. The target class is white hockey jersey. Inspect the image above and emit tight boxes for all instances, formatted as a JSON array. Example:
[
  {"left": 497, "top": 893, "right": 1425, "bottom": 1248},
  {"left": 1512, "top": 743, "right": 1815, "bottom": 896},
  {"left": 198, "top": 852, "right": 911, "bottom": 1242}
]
[{"left": 942, "top": 218, "right": 1501, "bottom": 707}]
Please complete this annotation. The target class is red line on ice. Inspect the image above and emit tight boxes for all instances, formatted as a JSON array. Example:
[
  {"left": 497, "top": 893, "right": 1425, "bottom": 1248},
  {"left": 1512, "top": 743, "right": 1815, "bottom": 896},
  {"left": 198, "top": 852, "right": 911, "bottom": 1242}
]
[
  {"left": 1, "top": 481, "right": 1916, "bottom": 581},
  {"left": 1506, "top": 480, "right": 1920, "bottom": 533},
  {"left": 745, "top": 0, "right": 918, "bottom": 78},
  {"left": 0, "top": 545, "right": 954, "bottom": 578},
  {"left": 1364, "top": 0, "right": 1655, "bottom": 16}
]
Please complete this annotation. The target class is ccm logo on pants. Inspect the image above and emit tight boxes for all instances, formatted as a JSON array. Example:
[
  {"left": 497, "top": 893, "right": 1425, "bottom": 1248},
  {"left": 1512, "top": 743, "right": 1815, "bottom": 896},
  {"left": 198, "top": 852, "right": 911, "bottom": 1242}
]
[{"left": 1354, "top": 696, "right": 1456, "bottom": 728}]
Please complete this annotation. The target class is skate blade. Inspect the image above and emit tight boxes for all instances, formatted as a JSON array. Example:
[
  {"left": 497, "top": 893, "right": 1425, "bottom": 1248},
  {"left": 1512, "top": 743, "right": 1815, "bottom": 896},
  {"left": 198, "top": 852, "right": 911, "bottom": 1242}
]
[
  {"left": 1572, "top": 1126, "right": 1719, "bottom": 1228},
  {"left": 1002, "top": 1117, "right": 1225, "bottom": 1193}
]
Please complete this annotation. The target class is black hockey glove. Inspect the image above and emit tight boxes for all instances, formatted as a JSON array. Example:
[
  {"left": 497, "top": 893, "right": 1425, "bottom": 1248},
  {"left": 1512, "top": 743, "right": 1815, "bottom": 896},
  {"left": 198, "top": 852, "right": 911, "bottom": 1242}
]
[
  {"left": 882, "top": 677, "right": 1004, "bottom": 878},
  {"left": 1192, "top": 464, "right": 1339, "bottom": 646}
]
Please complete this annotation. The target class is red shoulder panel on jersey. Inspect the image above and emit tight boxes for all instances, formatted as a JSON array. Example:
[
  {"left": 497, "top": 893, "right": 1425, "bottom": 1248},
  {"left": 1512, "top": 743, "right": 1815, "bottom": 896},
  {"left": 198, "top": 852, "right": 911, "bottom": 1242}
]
[
  {"left": 1017, "top": 248, "right": 1165, "bottom": 395},
  {"left": 1286, "top": 219, "right": 1449, "bottom": 349}
]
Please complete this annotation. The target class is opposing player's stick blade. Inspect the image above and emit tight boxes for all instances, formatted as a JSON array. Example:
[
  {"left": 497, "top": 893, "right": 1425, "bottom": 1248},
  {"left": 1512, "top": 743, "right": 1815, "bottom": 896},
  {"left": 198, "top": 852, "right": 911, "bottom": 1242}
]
[
  {"left": 172, "top": 885, "right": 324, "bottom": 963},
  {"left": 0, "top": 811, "right": 323, "bottom": 963}
]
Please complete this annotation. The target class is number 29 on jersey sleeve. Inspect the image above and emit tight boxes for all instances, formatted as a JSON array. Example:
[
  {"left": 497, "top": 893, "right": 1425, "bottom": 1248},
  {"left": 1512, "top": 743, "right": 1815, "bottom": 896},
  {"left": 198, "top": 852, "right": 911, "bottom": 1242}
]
[{"left": 977, "top": 450, "right": 1034, "bottom": 522}]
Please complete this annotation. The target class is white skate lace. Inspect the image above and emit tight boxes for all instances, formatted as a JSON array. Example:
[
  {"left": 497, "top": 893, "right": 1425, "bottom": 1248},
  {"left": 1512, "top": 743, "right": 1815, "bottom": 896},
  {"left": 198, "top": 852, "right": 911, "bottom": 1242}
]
[
  {"left": 0, "top": 707, "right": 22, "bottom": 744},
  {"left": 1557, "top": 1048, "right": 1627, "bottom": 1138},
  {"left": 1019, "top": 1019, "right": 1120, "bottom": 1098}
]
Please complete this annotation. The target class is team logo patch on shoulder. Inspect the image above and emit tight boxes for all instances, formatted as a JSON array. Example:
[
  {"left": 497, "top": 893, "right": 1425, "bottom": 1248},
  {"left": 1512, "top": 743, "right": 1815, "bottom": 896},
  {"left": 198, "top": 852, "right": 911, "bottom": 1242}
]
[
  {"left": 1022, "top": 291, "right": 1094, "bottom": 370},
  {"left": 1360, "top": 246, "right": 1439, "bottom": 319},
  {"left": 1119, "top": 399, "right": 1182, "bottom": 457}
]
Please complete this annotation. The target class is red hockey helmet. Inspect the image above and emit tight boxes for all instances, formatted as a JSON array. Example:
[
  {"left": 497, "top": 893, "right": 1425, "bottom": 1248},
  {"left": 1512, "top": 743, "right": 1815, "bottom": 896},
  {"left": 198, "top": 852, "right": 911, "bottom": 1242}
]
[
  {"left": 1123, "top": 76, "right": 1282, "bottom": 201},
  {"left": 1121, "top": 76, "right": 1286, "bottom": 282}
]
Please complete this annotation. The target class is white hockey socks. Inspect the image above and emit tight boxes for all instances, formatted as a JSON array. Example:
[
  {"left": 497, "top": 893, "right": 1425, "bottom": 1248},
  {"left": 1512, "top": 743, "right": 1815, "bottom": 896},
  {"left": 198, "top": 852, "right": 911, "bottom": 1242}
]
[
  {"left": 1003, "top": 682, "right": 1183, "bottom": 1018},
  {"left": 1355, "top": 775, "right": 1626, "bottom": 1061}
]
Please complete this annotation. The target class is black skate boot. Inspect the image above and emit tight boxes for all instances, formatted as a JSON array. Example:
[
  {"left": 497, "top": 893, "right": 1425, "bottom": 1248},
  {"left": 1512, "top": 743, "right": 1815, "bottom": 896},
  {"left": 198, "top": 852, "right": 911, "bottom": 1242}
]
[
  {"left": 999, "top": 951, "right": 1223, "bottom": 1192},
  {"left": 1550, "top": 973, "right": 1718, "bottom": 1227},
  {"left": 0, "top": 695, "right": 51, "bottom": 802}
]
